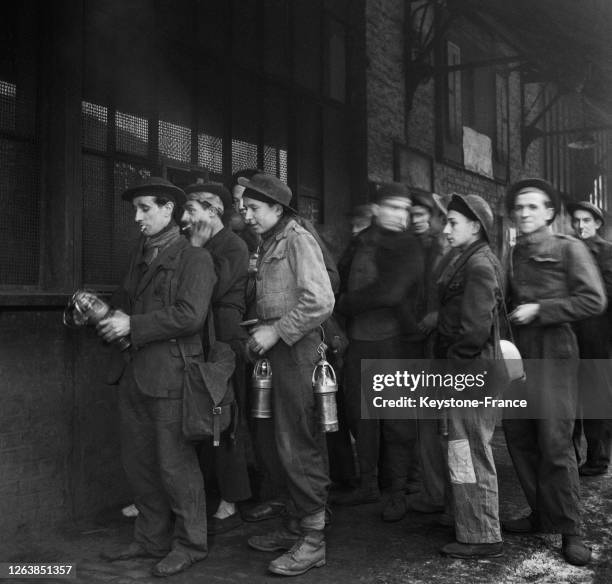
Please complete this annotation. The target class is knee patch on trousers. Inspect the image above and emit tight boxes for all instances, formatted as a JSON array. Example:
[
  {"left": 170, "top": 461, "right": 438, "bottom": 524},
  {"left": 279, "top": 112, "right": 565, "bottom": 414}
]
[{"left": 448, "top": 439, "right": 477, "bottom": 484}]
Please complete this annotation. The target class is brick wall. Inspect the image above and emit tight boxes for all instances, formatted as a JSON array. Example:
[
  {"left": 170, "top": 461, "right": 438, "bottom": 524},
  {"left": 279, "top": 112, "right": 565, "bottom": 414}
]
[{"left": 366, "top": 2, "right": 546, "bottom": 209}]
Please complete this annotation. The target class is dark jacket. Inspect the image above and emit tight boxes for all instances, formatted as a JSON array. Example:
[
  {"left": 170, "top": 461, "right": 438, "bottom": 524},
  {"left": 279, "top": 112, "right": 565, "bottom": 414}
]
[
  {"left": 435, "top": 240, "right": 503, "bottom": 360},
  {"left": 573, "top": 234, "right": 612, "bottom": 354},
  {"left": 107, "top": 237, "right": 216, "bottom": 397},
  {"left": 510, "top": 228, "right": 606, "bottom": 331},
  {"left": 336, "top": 225, "right": 424, "bottom": 341},
  {"left": 205, "top": 227, "right": 249, "bottom": 343}
]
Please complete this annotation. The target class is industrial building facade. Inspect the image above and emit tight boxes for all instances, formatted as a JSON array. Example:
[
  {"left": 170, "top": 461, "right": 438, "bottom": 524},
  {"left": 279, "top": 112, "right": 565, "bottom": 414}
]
[{"left": 1, "top": 0, "right": 610, "bottom": 538}]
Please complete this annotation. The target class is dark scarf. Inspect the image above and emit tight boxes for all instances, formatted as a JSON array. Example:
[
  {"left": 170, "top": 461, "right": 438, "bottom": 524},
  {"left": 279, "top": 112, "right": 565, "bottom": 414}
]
[
  {"left": 141, "top": 222, "right": 181, "bottom": 266},
  {"left": 261, "top": 214, "right": 293, "bottom": 246}
]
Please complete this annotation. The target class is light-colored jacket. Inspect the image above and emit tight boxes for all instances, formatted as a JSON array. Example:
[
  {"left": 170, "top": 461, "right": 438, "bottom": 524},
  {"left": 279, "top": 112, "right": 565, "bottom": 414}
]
[{"left": 255, "top": 218, "right": 335, "bottom": 345}]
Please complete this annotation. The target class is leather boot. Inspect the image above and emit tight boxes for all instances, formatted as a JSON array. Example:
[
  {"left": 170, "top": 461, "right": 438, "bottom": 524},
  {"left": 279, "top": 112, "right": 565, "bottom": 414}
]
[
  {"left": 562, "top": 534, "right": 591, "bottom": 566},
  {"left": 268, "top": 530, "right": 326, "bottom": 576},
  {"left": 248, "top": 518, "right": 301, "bottom": 552}
]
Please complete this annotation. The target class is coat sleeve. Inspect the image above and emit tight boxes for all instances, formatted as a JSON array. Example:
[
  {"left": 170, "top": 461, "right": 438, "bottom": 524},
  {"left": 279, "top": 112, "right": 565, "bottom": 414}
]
[
  {"left": 538, "top": 239, "right": 607, "bottom": 325},
  {"left": 130, "top": 248, "right": 217, "bottom": 347},
  {"left": 273, "top": 231, "right": 335, "bottom": 346},
  {"left": 447, "top": 259, "right": 498, "bottom": 360},
  {"left": 336, "top": 236, "right": 423, "bottom": 316}
]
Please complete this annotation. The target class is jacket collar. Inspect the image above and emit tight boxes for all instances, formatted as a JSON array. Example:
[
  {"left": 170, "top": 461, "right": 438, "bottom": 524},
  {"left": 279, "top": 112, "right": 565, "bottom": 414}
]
[
  {"left": 131, "top": 238, "right": 189, "bottom": 298},
  {"left": 516, "top": 225, "right": 551, "bottom": 247},
  {"left": 439, "top": 239, "right": 488, "bottom": 291}
]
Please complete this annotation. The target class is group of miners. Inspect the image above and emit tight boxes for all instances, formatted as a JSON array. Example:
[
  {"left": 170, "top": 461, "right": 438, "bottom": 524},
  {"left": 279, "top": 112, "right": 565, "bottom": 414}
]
[{"left": 95, "top": 170, "right": 611, "bottom": 577}]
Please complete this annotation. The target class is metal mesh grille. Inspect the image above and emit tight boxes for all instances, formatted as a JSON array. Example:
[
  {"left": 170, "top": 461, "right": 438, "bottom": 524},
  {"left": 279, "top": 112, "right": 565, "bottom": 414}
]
[
  {"left": 198, "top": 132, "right": 223, "bottom": 173},
  {"left": 81, "top": 101, "right": 108, "bottom": 151},
  {"left": 0, "top": 80, "right": 16, "bottom": 132},
  {"left": 82, "top": 155, "right": 111, "bottom": 283},
  {"left": 113, "top": 162, "right": 149, "bottom": 280},
  {"left": 0, "top": 137, "right": 40, "bottom": 285},
  {"left": 231, "top": 139, "right": 258, "bottom": 174},
  {"left": 160, "top": 120, "right": 191, "bottom": 163},
  {"left": 279, "top": 149, "right": 288, "bottom": 182},
  {"left": 82, "top": 158, "right": 149, "bottom": 286},
  {"left": 263, "top": 145, "right": 278, "bottom": 176},
  {"left": 116, "top": 111, "right": 148, "bottom": 156}
]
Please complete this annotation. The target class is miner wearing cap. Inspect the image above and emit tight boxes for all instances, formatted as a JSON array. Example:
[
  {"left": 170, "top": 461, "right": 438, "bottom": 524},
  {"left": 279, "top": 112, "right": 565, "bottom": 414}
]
[
  {"left": 567, "top": 200, "right": 612, "bottom": 476},
  {"left": 334, "top": 182, "right": 425, "bottom": 522},
  {"left": 181, "top": 182, "right": 252, "bottom": 534},
  {"left": 502, "top": 179, "right": 606, "bottom": 566},
  {"left": 239, "top": 172, "right": 334, "bottom": 576},
  {"left": 97, "top": 177, "right": 215, "bottom": 576},
  {"left": 434, "top": 193, "right": 506, "bottom": 558}
]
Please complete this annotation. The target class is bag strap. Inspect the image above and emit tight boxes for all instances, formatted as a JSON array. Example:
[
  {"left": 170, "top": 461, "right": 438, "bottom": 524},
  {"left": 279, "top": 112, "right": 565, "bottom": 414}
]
[{"left": 493, "top": 259, "right": 516, "bottom": 346}]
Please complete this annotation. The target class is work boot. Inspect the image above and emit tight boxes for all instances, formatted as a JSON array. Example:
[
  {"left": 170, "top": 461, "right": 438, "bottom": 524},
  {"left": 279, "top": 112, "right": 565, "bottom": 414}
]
[
  {"left": 440, "top": 541, "right": 503, "bottom": 559},
  {"left": 242, "top": 500, "right": 286, "bottom": 522},
  {"left": 381, "top": 492, "right": 407, "bottom": 522},
  {"left": 562, "top": 535, "right": 591, "bottom": 566},
  {"left": 152, "top": 550, "right": 196, "bottom": 577},
  {"left": 248, "top": 519, "right": 301, "bottom": 552},
  {"left": 579, "top": 464, "right": 607, "bottom": 477},
  {"left": 268, "top": 530, "right": 326, "bottom": 576}
]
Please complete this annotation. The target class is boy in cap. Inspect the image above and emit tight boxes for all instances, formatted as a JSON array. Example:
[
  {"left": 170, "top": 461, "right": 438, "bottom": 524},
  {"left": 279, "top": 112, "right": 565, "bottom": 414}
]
[
  {"left": 240, "top": 172, "right": 335, "bottom": 576},
  {"left": 97, "top": 177, "right": 214, "bottom": 576},
  {"left": 502, "top": 179, "right": 605, "bottom": 566},
  {"left": 567, "top": 200, "right": 612, "bottom": 476},
  {"left": 435, "top": 193, "right": 505, "bottom": 558}
]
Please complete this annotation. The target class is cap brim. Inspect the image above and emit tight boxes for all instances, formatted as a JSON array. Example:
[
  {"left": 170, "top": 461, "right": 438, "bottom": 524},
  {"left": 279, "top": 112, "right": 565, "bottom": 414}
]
[
  {"left": 566, "top": 202, "right": 604, "bottom": 224},
  {"left": 122, "top": 183, "right": 186, "bottom": 206},
  {"left": 238, "top": 177, "right": 299, "bottom": 215}
]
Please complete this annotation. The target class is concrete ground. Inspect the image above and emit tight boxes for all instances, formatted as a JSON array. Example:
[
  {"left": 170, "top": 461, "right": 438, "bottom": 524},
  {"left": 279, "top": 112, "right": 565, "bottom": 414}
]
[{"left": 2, "top": 430, "right": 611, "bottom": 584}]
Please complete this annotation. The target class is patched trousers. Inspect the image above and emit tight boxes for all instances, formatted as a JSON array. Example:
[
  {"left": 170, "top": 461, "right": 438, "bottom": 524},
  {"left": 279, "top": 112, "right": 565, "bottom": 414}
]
[{"left": 447, "top": 406, "right": 501, "bottom": 544}]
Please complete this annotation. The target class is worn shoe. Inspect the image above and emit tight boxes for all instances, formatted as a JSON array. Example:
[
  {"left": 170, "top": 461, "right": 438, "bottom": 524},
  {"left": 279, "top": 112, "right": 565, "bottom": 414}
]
[
  {"left": 332, "top": 485, "right": 380, "bottom": 506},
  {"left": 502, "top": 514, "right": 537, "bottom": 534},
  {"left": 562, "top": 535, "right": 591, "bottom": 566},
  {"left": 381, "top": 493, "right": 407, "bottom": 522},
  {"left": 579, "top": 464, "right": 607, "bottom": 477},
  {"left": 208, "top": 511, "right": 243, "bottom": 535},
  {"left": 268, "top": 531, "right": 326, "bottom": 576},
  {"left": 243, "top": 500, "right": 286, "bottom": 522},
  {"left": 248, "top": 525, "right": 301, "bottom": 552},
  {"left": 440, "top": 541, "right": 503, "bottom": 559},
  {"left": 152, "top": 550, "right": 194, "bottom": 577},
  {"left": 101, "top": 541, "right": 166, "bottom": 561}
]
